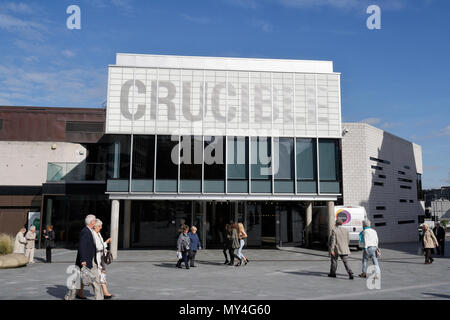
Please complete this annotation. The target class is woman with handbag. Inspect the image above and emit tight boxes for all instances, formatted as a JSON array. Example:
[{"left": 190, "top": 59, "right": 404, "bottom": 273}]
[
  {"left": 43, "top": 225, "right": 56, "bottom": 263},
  {"left": 93, "top": 219, "right": 113, "bottom": 299},
  {"left": 423, "top": 224, "right": 439, "bottom": 264}
]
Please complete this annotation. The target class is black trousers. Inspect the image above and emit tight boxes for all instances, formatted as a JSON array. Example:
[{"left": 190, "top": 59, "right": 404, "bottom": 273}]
[
  {"left": 425, "top": 248, "right": 434, "bottom": 263},
  {"left": 46, "top": 247, "right": 52, "bottom": 263},
  {"left": 223, "top": 245, "right": 234, "bottom": 263},
  {"left": 189, "top": 250, "right": 197, "bottom": 266},
  {"left": 177, "top": 250, "right": 189, "bottom": 268},
  {"left": 437, "top": 241, "right": 445, "bottom": 256}
]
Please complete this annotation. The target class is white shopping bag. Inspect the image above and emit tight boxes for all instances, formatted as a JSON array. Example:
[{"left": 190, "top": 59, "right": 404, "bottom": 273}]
[{"left": 176, "top": 251, "right": 182, "bottom": 259}]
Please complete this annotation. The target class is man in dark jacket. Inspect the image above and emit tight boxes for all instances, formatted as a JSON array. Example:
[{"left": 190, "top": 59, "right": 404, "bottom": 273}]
[
  {"left": 42, "top": 225, "right": 55, "bottom": 263},
  {"left": 74, "top": 214, "right": 103, "bottom": 300},
  {"left": 188, "top": 226, "right": 202, "bottom": 267},
  {"left": 433, "top": 222, "right": 446, "bottom": 256}
]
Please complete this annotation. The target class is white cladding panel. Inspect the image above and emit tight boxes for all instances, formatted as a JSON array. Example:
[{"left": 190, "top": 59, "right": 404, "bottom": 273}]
[{"left": 106, "top": 55, "right": 341, "bottom": 137}]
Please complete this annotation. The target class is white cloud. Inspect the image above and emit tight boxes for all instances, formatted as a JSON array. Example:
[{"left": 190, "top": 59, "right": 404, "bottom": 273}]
[
  {"left": 251, "top": 19, "right": 273, "bottom": 32},
  {"left": 90, "top": 0, "right": 134, "bottom": 12},
  {"left": 437, "top": 125, "right": 450, "bottom": 136},
  {"left": 0, "top": 2, "right": 33, "bottom": 14},
  {"left": 224, "top": 0, "right": 259, "bottom": 9},
  {"left": 62, "top": 50, "right": 76, "bottom": 58},
  {"left": 180, "top": 14, "right": 211, "bottom": 25},
  {"left": 359, "top": 117, "right": 382, "bottom": 125},
  {"left": 0, "top": 63, "right": 107, "bottom": 107},
  {"left": 278, "top": 0, "right": 406, "bottom": 11}
]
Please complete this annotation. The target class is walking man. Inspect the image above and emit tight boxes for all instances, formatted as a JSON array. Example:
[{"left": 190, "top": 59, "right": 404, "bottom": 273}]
[
  {"left": 25, "top": 226, "right": 36, "bottom": 264},
  {"left": 74, "top": 214, "right": 104, "bottom": 300},
  {"left": 433, "top": 222, "right": 446, "bottom": 256},
  {"left": 328, "top": 220, "right": 354, "bottom": 280},
  {"left": 358, "top": 220, "right": 380, "bottom": 279}
]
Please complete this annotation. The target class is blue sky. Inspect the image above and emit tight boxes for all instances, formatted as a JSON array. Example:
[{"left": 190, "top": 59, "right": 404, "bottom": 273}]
[{"left": 0, "top": 0, "right": 449, "bottom": 188}]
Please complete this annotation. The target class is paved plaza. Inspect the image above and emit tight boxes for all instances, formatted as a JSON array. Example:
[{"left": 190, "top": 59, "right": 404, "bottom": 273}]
[{"left": 0, "top": 240, "right": 449, "bottom": 300}]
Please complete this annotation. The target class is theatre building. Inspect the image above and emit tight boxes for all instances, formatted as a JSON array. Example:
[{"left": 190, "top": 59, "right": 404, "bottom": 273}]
[{"left": 0, "top": 54, "right": 344, "bottom": 256}]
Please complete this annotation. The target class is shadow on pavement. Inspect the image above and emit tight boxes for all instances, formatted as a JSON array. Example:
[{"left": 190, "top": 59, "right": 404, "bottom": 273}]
[
  {"left": 46, "top": 285, "right": 69, "bottom": 299},
  {"left": 154, "top": 263, "right": 179, "bottom": 269},
  {"left": 421, "top": 292, "right": 450, "bottom": 299},
  {"left": 279, "top": 270, "right": 331, "bottom": 278}
]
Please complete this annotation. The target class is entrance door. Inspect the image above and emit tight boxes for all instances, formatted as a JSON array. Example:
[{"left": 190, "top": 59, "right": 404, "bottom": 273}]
[
  {"left": 205, "top": 201, "right": 234, "bottom": 248},
  {"left": 261, "top": 203, "right": 276, "bottom": 248}
]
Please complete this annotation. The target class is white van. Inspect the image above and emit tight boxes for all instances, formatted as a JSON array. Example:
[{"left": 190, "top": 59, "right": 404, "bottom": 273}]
[{"left": 334, "top": 206, "right": 368, "bottom": 249}]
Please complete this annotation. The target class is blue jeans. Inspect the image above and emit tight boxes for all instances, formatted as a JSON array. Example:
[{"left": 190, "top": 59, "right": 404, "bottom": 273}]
[
  {"left": 362, "top": 246, "right": 380, "bottom": 274},
  {"left": 237, "top": 239, "right": 245, "bottom": 259}
]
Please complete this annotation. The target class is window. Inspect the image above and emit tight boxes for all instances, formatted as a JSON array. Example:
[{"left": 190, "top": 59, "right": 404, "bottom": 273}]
[
  {"left": 417, "top": 173, "right": 423, "bottom": 201},
  {"left": 296, "top": 138, "right": 317, "bottom": 193},
  {"left": 409, "top": 200, "right": 414, "bottom": 203},
  {"left": 373, "top": 214, "right": 384, "bottom": 219},
  {"left": 0, "top": 119, "right": 3, "bottom": 130},
  {"left": 371, "top": 165, "right": 383, "bottom": 170},
  {"left": 66, "top": 121, "right": 104, "bottom": 133},
  {"left": 131, "top": 135, "right": 155, "bottom": 192},
  {"left": 180, "top": 136, "right": 202, "bottom": 192},
  {"left": 400, "top": 185, "right": 412, "bottom": 189},
  {"left": 375, "top": 206, "right": 386, "bottom": 210},
  {"left": 319, "top": 139, "right": 341, "bottom": 193},
  {"left": 107, "top": 135, "right": 131, "bottom": 192},
  {"left": 399, "top": 199, "right": 407, "bottom": 203},
  {"left": 404, "top": 165, "right": 410, "bottom": 170},
  {"left": 251, "top": 137, "right": 272, "bottom": 193},
  {"left": 374, "top": 182, "right": 384, "bottom": 186},
  {"left": 398, "top": 170, "right": 406, "bottom": 175},
  {"left": 370, "top": 157, "right": 391, "bottom": 165},
  {"left": 375, "top": 222, "right": 386, "bottom": 227},
  {"left": 155, "top": 135, "right": 179, "bottom": 192},
  {"left": 227, "top": 136, "right": 249, "bottom": 193},
  {"left": 204, "top": 136, "right": 225, "bottom": 193},
  {"left": 398, "top": 220, "right": 415, "bottom": 224},
  {"left": 274, "top": 137, "right": 294, "bottom": 193},
  {"left": 398, "top": 178, "right": 413, "bottom": 183},
  {"left": 378, "top": 175, "right": 386, "bottom": 179}
]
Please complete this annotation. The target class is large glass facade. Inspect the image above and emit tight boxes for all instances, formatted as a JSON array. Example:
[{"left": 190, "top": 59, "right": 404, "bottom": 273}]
[
  {"left": 180, "top": 136, "right": 202, "bottom": 193},
  {"left": 251, "top": 137, "right": 272, "bottom": 193},
  {"left": 318, "top": 139, "right": 341, "bottom": 193},
  {"left": 274, "top": 137, "right": 294, "bottom": 193},
  {"left": 227, "top": 136, "right": 249, "bottom": 193},
  {"left": 132, "top": 135, "right": 155, "bottom": 192},
  {"left": 106, "top": 135, "right": 341, "bottom": 195},
  {"left": 204, "top": 136, "right": 225, "bottom": 193},
  {"left": 296, "top": 138, "right": 317, "bottom": 193},
  {"left": 107, "top": 134, "right": 131, "bottom": 192},
  {"left": 155, "top": 135, "right": 178, "bottom": 192}
]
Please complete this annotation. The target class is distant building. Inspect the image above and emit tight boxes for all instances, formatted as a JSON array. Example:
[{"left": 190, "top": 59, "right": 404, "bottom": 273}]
[
  {"left": 429, "top": 200, "right": 450, "bottom": 221},
  {"left": 341, "top": 122, "right": 424, "bottom": 243}
]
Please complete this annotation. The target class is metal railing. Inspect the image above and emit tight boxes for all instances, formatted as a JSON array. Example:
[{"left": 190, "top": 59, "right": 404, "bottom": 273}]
[{"left": 47, "top": 162, "right": 106, "bottom": 182}]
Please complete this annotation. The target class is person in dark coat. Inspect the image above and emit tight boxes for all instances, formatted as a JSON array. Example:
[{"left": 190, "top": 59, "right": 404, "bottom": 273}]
[
  {"left": 74, "top": 214, "right": 104, "bottom": 300},
  {"left": 433, "top": 222, "right": 446, "bottom": 256},
  {"left": 176, "top": 225, "right": 190, "bottom": 269},
  {"left": 223, "top": 224, "right": 234, "bottom": 265},
  {"left": 187, "top": 226, "right": 202, "bottom": 267},
  {"left": 42, "top": 225, "right": 56, "bottom": 263}
]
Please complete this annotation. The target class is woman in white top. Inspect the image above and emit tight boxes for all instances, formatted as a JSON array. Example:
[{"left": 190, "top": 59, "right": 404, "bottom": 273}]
[
  {"left": 93, "top": 219, "right": 113, "bottom": 299},
  {"left": 13, "top": 227, "right": 27, "bottom": 254}
]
